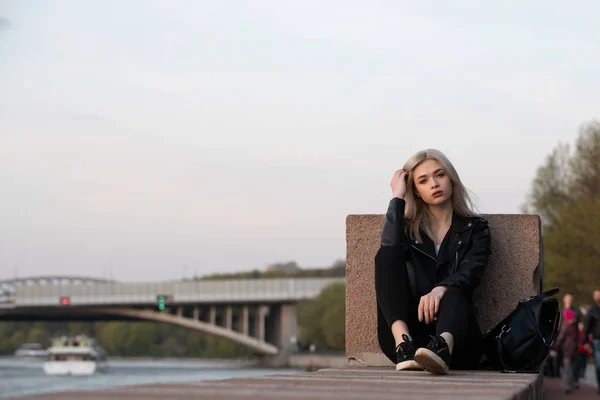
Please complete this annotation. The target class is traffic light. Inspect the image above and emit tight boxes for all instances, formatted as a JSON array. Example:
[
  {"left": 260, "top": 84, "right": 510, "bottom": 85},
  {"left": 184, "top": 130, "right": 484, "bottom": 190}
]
[
  {"left": 60, "top": 296, "right": 70, "bottom": 306},
  {"left": 157, "top": 295, "right": 170, "bottom": 311}
]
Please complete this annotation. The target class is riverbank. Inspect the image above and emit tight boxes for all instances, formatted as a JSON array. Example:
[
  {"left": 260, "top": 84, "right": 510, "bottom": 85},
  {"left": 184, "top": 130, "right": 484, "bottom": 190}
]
[
  {"left": 105, "top": 354, "right": 348, "bottom": 371},
  {"left": 105, "top": 356, "right": 257, "bottom": 365},
  {"left": 1, "top": 353, "right": 348, "bottom": 370},
  {"left": 0, "top": 358, "right": 302, "bottom": 399}
]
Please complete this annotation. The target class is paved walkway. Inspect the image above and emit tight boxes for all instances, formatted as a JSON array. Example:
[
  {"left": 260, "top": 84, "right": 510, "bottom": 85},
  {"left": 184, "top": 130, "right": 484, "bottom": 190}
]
[
  {"left": 581, "top": 364, "right": 599, "bottom": 389},
  {"left": 544, "top": 377, "right": 598, "bottom": 399},
  {"left": 14, "top": 364, "right": 600, "bottom": 400},
  {"left": 544, "top": 364, "right": 598, "bottom": 399},
  {"left": 11, "top": 368, "right": 541, "bottom": 400}
]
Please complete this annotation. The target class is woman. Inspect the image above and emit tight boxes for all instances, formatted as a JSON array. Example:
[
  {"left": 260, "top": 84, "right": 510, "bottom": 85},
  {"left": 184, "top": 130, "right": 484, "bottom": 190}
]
[
  {"left": 375, "top": 149, "right": 491, "bottom": 375},
  {"left": 551, "top": 309, "right": 580, "bottom": 393}
]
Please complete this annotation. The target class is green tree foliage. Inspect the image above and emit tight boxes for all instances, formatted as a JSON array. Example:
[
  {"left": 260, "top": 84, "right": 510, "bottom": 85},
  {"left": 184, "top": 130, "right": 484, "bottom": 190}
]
[
  {"left": 26, "top": 322, "right": 49, "bottom": 344},
  {"left": 297, "top": 282, "right": 345, "bottom": 351},
  {"left": 0, "top": 321, "right": 253, "bottom": 358},
  {"left": 522, "top": 143, "right": 571, "bottom": 226},
  {"left": 197, "top": 259, "right": 346, "bottom": 280},
  {"left": 524, "top": 121, "right": 600, "bottom": 304}
]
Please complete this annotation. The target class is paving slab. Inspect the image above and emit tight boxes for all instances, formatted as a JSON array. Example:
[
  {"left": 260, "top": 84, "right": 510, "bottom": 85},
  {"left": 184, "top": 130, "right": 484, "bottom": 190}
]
[
  {"left": 543, "top": 373, "right": 599, "bottom": 399},
  {"left": 10, "top": 367, "right": 543, "bottom": 400}
]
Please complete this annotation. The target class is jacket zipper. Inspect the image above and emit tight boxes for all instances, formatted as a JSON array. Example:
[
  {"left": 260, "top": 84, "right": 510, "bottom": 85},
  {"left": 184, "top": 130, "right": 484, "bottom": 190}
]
[
  {"left": 452, "top": 250, "right": 458, "bottom": 273},
  {"left": 411, "top": 244, "right": 437, "bottom": 263},
  {"left": 452, "top": 241, "right": 462, "bottom": 273}
]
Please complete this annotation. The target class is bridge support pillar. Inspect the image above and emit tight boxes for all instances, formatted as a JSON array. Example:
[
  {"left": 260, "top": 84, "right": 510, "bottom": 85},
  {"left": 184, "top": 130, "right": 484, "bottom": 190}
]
[
  {"left": 225, "top": 306, "right": 232, "bottom": 329},
  {"left": 259, "top": 304, "right": 298, "bottom": 368},
  {"left": 241, "top": 305, "right": 249, "bottom": 335},
  {"left": 256, "top": 305, "right": 268, "bottom": 342},
  {"left": 209, "top": 306, "right": 216, "bottom": 325},
  {"left": 176, "top": 307, "right": 183, "bottom": 317},
  {"left": 277, "top": 304, "right": 298, "bottom": 349},
  {"left": 193, "top": 306, "right": 200, "bottom": 320}
]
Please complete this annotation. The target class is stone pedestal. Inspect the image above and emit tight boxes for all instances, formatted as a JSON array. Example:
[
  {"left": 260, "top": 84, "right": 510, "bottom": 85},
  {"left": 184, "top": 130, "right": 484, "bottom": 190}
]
[{"left": 345, "top": 213, "right": 543, "bottom": 366}]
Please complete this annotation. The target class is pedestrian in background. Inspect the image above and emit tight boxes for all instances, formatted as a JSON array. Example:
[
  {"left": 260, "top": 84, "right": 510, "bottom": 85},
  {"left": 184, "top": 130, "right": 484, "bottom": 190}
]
[
  {"left": 584, "top": 290, "right": 600, "bottom": 394},
  {"left": 552, "top": 308, "right": 579, "bottom": 394},
  {"left": 577, "top": 321, "right": 592, "bottom": 381}
]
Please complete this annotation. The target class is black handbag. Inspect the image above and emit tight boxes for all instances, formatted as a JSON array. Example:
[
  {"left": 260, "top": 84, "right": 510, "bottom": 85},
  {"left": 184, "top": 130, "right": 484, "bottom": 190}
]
[{"left": 482, "top": 287, "right": 561, "bottom": 372}]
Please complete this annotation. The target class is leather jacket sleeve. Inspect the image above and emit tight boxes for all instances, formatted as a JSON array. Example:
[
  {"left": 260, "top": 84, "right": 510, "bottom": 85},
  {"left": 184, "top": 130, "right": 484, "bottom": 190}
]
[
  {"left": 380, "top": 197, "right": 408, "bottom": 247},
  {"left": 584, "top": 307, "right": 596, "bottom": 339},
  {"left": 437, "top": 219, "right": 491, "bottom": 294}
]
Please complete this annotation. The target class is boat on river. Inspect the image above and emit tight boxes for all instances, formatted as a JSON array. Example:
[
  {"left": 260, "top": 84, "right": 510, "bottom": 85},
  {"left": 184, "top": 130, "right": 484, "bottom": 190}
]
[{"left": 43, "top": 335, "right": 107, "bottom": 376}]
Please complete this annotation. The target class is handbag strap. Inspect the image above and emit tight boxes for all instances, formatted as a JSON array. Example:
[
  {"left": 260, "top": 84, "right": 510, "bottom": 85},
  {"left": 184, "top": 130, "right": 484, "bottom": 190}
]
[
  {"left": 522, "top": 287, "right": 559, "bottom": 303},
  {"left": 496, "top": 335, "right": 547, "bottom": 372},
  {"left": 547, "top": 310, "right": 561, "bottom": 346},
  {"left": 496, "top": 303, "right": 559, "bottom": 372},
  {"left": 539, "top": 287, "right": 560, "bottom": 299}
]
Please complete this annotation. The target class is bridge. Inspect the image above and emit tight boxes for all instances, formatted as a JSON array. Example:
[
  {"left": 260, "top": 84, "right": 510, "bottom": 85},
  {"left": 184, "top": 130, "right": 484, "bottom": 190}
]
[{"left": 0, "top": 275, "right": 345, "bottom": 362}]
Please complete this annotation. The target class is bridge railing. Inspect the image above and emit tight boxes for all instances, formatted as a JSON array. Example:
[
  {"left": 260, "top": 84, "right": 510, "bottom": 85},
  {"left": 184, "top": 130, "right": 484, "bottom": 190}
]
[{"left": 12, "top": 277, "right": 345, "bottom": 306}]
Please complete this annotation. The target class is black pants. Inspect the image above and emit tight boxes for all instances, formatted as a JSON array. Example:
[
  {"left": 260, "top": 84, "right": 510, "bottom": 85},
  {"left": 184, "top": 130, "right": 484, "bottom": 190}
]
[{"left": 375, "top": 256, "right": 483, "bottom": 369}]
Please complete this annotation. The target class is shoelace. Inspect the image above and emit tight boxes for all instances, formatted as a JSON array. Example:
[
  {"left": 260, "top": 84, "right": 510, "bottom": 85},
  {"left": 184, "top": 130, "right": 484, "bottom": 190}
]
[
  {"left": 395, "top": 334, "right": 414, "bottom": 353},
  {"left": 427, "top": 335, "right": 446, "bottom": 350}
]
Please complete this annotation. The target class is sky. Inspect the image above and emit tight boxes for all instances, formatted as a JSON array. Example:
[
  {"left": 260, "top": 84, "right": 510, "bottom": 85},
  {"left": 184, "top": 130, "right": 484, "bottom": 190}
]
[{"left": 0, "top": 0, "right": 598, "bottom": 281}]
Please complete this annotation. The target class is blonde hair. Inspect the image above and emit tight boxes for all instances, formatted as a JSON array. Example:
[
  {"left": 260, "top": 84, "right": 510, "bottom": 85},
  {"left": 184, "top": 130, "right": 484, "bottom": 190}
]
[{"left": 403, "top": 149, "right": 477, "bottom": 243}]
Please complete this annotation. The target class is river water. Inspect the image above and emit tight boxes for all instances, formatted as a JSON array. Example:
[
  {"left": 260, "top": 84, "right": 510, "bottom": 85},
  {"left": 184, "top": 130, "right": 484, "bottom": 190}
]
[{"left": 0, "top": 357, "right": 300, "bottom": 399}]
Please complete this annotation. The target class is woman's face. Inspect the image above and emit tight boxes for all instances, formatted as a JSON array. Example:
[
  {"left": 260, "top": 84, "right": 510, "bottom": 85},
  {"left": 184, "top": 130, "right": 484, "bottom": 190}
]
[{"left": 412, "top": 159, "right": 453, "bottom": 206}]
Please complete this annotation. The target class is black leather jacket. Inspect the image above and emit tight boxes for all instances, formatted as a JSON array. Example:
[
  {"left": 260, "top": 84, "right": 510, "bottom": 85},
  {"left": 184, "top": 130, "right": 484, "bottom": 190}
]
[
  {"left": 584, "top": 304, "right": 600, "bottom": 339},
  {"left": 377, "top": 197, "right": 492, "bottom": 301}
]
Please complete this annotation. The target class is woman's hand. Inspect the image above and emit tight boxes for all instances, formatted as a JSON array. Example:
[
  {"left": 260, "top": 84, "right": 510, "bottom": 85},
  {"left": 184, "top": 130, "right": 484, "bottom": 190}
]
[
  {"left": 418, "top": 286, "right": 448, "bottom": 324},
  {"left": 390, "top": 169, "right": 408, "bottom": 199}
]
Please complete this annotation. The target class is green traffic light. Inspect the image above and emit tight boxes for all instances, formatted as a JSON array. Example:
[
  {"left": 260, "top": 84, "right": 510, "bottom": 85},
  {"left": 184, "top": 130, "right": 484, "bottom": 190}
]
[{"left": 156, "top": 295, "right": 169, "bottom": 311}]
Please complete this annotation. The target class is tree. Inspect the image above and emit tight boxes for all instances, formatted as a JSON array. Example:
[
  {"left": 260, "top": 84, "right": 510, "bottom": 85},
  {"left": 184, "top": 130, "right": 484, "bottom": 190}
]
[
  {"left": 10, "top": 330, "right": 25, "bottom": 350},
  {"left": 522, "top": 143, "right": 571, "bottom": 227},
  {"left": 67, "top": 322, "right": 92, "bottom": 337},
  {"left": 321, "top": 296, "right": 345, "bottom": 350},
  {"left": 524, "top": 121, "right": 600, "bottom": 304},
  {"left": 96, "top": 322, "right": 125, "bottom": 355},
  {"left": 26, "top": 322, "right": 49, "bottom": 345},
  {"left": 542, "top": 196, "right": 600, "bottom": 299},
  {"left": 297, "top": 282, "right": 345, "bottom": 351},
  {"left": 125, "top": 323, "right": 157, "bottom": 355}
]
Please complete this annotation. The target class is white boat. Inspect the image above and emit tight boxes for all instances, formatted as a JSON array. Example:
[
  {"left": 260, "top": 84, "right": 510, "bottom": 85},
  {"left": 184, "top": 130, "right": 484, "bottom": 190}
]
[
  {"left": 43, "top": 335, "right": 107, "bottom": 376},
  {"left": 14, "top": 343, "right": 48, "bottom": 358}
]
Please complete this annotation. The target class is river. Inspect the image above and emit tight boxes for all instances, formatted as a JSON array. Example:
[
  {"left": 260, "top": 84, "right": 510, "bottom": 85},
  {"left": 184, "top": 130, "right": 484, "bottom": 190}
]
[{"left": 0, "top": 357, "right": 300, "bottom": 399}]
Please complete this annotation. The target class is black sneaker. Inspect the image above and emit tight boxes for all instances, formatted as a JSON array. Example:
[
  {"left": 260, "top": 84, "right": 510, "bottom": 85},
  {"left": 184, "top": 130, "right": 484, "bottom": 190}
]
[
  {"left": 395, "top": 334, "right": 423, "bottom": 371},
  {"left": 414, "top": 335, "right": 451, "bottom": 375}
]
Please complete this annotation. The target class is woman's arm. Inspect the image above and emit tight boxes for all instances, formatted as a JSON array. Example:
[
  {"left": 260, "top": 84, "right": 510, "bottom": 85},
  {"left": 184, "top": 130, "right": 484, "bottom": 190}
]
[
  {"left": 380, "top": 197, "right": 408, "bottom": 248},
  {"left": 375, "top": 198, "right": 412, "bottom": 329}
]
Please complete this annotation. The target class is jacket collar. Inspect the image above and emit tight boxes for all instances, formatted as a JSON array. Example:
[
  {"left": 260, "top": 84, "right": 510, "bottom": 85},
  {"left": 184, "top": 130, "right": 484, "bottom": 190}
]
[
  {"left": 411, "top": 212, "right": 478, "bottom": 263},
  {"left": 450, "top": 212, "right": 477, "bottom": 234}
]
